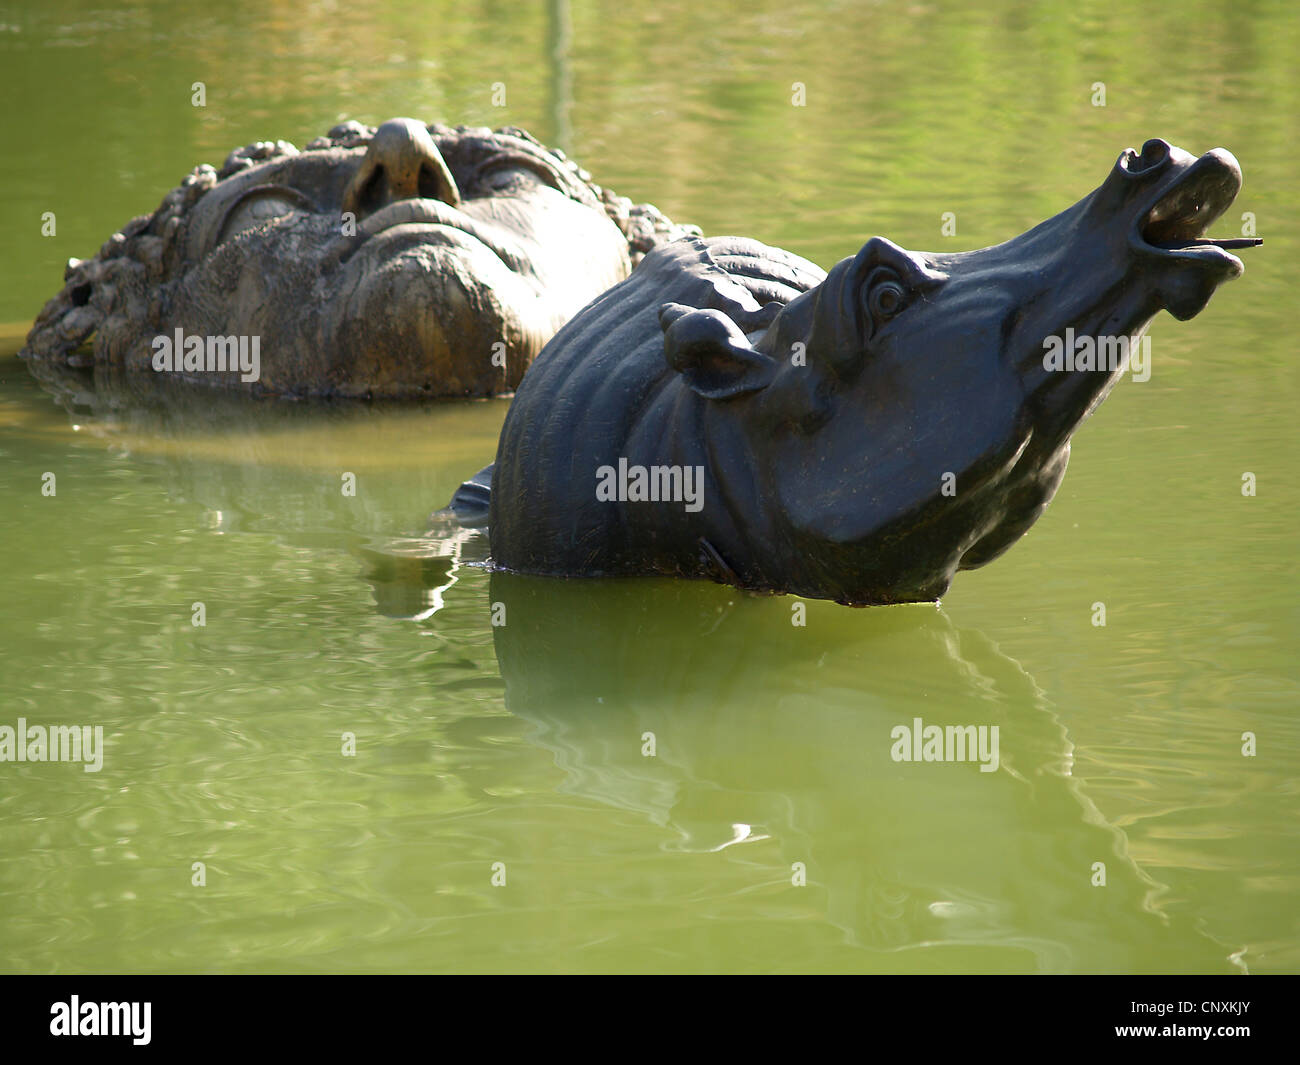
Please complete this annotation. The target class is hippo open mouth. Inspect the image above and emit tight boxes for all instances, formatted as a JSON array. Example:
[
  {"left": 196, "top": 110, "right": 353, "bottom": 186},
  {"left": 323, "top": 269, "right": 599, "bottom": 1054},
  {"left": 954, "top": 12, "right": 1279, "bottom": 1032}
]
[{"left": 1132, "top": 143, "right": 1262, "bottom": 269}]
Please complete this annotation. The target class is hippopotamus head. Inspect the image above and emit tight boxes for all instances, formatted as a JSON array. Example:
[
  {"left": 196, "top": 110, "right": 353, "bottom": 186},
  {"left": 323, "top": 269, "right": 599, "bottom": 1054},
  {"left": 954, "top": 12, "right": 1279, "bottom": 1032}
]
[
  {"left": 23, "top": 118, "right": 694, "bottom": 398},
  {"left": 485, "top": 139, "right": 1257, "bottom": 605},
  {"left": 670, "top": 137, "right": 1256, "bottom": 602}
]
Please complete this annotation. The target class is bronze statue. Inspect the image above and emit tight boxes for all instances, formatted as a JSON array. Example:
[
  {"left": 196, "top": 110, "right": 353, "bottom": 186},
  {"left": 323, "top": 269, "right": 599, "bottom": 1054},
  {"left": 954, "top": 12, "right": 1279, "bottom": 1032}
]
[{"left": 469, "top": 140, "right": 1260, "bottom": 604}]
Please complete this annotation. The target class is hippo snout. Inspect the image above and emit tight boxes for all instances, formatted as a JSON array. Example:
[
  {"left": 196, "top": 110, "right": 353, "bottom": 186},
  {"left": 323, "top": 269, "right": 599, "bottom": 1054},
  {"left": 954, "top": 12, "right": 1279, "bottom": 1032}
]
[{"left": 1098, "top": 138, "right": 1261, "bottom": 319}]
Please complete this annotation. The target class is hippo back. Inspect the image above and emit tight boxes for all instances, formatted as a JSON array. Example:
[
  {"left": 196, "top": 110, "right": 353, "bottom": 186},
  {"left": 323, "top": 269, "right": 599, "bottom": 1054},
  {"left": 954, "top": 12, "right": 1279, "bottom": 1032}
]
[{"left": 490, "top": 236, "right": 825, "bottom": 572}]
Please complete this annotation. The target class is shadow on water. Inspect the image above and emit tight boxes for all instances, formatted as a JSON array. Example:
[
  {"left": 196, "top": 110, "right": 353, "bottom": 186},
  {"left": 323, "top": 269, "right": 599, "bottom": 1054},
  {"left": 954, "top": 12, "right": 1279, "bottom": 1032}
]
[{"left": 486, "top": 572, "right": 1242, "bottom": 972}]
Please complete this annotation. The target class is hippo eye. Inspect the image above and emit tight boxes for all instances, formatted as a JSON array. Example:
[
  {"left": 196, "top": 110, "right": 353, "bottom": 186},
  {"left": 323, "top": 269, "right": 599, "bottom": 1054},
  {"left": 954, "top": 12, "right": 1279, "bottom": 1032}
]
[
  {"left": 216, "top": 185, "right": 315, "bottom": 245},
  {"left": 868, "top": 280, "right": 908, "bottom": 321}
]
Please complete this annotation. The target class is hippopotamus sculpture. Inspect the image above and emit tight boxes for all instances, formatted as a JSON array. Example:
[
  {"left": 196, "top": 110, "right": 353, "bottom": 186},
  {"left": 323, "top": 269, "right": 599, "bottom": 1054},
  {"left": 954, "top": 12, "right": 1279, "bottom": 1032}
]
[
  {"left": 473, "top": 139, "right": 1259, "bottom": 605},
  {"left": 21, "top": 119, "right": 695, "bottom": 398}
]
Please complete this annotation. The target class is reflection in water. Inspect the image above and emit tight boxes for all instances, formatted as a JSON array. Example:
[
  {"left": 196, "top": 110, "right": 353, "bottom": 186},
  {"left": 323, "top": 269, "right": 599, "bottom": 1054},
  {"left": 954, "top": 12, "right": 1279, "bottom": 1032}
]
[
  {"left": 547, "top": 0, "right": 573, "bottom": 152},
  {"left": 357, "top": 529, "right": 487, "bottom": 620},
  {"left": 20, "top": 356, "right": 497, "bottom": 620},
  {"left": 485, "top": 573, "right": 1239, "bottom": 971},
  {"left": 10, "top": 335, "right": 1254, "bottom": 971}
]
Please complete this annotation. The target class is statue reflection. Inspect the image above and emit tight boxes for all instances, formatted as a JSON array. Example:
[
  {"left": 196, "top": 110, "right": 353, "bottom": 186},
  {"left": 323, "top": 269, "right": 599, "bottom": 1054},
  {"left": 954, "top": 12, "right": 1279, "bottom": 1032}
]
[
  {"left": 23, "top": 356, "right": 498, "bottom": 623},
  {"left": 22, "top": 357, "right": 1240, "bottom": 970},
  {"left": 479, "top": 572, "right": 1237, "bottom": 971}
]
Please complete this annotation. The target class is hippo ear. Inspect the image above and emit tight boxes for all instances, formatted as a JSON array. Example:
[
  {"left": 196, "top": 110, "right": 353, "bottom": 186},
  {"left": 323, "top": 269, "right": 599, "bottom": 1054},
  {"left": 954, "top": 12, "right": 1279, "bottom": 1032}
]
[{"left": 660, "top": 303, "right": 776, "bottom": 400}]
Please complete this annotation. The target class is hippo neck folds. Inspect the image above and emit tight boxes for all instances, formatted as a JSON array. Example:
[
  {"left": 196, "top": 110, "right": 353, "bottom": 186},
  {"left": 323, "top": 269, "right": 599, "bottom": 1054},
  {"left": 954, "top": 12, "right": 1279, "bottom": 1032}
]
[
  {"left": 486, "top": 140, "right": 1258, "bottom": 605},
  {"left": 22, "top": 119, "right": 696, "bottom": 399}
]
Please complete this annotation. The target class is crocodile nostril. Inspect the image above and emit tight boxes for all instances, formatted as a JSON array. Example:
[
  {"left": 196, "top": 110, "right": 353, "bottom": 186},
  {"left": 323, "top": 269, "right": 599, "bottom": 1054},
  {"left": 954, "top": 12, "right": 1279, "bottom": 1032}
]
[
  {"left": 342, "top": 117, "right": 461, "bottom": 222},
  {"left": 417, "top": 162, "right": 457, "bottom": 201}
]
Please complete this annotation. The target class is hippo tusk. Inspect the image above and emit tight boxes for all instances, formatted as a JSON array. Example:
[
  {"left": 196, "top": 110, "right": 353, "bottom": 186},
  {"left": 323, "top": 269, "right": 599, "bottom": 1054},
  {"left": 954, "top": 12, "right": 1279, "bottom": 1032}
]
[{"left": 1151, "top": 237, "right": 1263, "bottom": 251}]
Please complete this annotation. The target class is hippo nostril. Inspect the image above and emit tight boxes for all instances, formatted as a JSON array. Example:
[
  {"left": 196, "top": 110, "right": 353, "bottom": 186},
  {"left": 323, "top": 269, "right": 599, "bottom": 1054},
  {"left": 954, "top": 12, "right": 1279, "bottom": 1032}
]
[
  {"left": 1118, "top": 138, "right": 1172, "bottom": 178},
  {"left": 1138, "top": 138, "right": 1172, "bottom": 168},
  {"left": 342, "top": 117, "right": 461, "bottom": 221}
]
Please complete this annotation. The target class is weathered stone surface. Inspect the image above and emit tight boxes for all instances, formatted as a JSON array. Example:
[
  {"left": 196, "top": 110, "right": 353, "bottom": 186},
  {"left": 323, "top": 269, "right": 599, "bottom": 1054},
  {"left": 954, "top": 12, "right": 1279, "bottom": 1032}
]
[{"left": 23, "top": 118, "right": 696, "bottom": 399}]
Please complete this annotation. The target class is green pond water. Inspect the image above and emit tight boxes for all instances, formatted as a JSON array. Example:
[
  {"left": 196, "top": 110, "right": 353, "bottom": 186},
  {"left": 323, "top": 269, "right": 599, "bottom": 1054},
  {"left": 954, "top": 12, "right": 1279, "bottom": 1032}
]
[{"left": 0, "top": 0, "right": 1297, "bottom": 973}]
